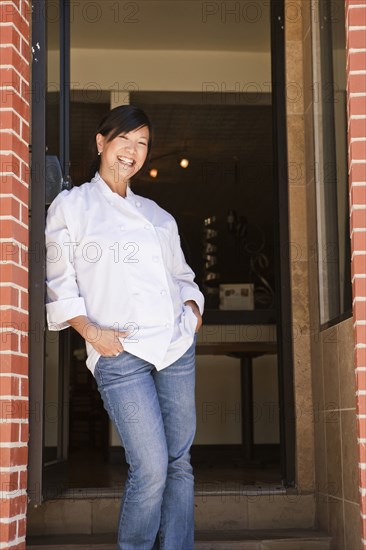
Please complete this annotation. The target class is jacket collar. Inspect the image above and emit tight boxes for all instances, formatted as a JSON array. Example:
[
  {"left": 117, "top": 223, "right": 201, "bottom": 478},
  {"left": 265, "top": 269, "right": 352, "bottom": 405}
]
[{"left": 92, "top": 171, "right": 135, "bottom": 201}]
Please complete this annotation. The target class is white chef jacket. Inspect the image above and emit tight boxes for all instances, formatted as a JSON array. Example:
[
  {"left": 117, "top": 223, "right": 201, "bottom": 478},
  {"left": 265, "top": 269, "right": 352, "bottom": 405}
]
[{"left": 45, "top": 171, "right": 205, "bottom": 375}]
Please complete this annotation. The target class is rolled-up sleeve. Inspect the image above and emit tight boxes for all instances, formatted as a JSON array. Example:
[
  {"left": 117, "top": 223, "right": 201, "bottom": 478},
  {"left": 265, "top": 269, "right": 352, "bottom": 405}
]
[
  {"left": 170, "top": 219, "right": 205, "bottom": 316},
  {"left": 45, "top": 201, "right": 87, "bottom": 330}
]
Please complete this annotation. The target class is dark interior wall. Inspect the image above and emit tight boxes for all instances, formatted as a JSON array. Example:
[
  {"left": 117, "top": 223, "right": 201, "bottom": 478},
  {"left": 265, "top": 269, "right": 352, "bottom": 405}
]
[
  {"left": 131, "top": 101, "right": 275, "bottom": 304},
  {"left": 133, "top": 156, "right": 275, "bottom": 306}
]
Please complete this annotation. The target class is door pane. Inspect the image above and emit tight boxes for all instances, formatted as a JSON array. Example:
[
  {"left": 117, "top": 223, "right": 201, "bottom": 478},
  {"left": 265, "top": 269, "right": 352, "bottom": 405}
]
[{"left": 44, "top": 330, "right": 60, "bottom": 463}]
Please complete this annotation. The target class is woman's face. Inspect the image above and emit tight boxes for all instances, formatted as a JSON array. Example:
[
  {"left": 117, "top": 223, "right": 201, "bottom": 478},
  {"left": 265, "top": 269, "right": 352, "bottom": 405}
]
[{"left": 96, "top": 125, "right": 150, "bottom": 183}]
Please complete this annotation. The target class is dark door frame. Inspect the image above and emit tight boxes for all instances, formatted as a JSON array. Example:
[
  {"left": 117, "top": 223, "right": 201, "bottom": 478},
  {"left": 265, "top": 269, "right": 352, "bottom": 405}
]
[
  {"left": 28, "top": 0, "right": 47, "bottom": 505},
  {"left": 28, "top": 0, "right": 71, "bottom": 505},
  {"left": 271, "top": 0, "right": 296, "bottom": 486}
]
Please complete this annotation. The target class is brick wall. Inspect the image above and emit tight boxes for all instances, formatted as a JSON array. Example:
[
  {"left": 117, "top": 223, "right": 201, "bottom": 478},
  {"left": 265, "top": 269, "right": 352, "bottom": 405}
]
[
  {"left": 0, "top": 1, "right": 30, "bottom": 548},
  {"left": 345, "top": 0, "right": 366, "bottom": 547}
]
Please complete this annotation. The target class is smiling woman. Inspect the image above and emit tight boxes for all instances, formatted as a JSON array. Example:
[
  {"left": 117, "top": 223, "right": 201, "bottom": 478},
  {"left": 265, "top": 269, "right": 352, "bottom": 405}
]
[{"left": 44, "top": 104, "right": 204, "bottom": 550}]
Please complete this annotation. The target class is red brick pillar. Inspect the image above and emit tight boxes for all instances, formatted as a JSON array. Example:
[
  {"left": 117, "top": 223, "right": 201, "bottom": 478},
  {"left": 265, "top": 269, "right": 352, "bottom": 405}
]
[
  {"left": 0, "top": 1, "right": 30, "bottom": 548},
  {"left": 346, "top": 0, "right": 366, "bottom": 547}
]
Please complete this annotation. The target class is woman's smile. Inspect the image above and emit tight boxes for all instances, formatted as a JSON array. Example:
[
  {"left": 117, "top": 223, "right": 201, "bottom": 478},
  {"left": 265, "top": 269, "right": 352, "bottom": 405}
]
[{"left": 117, "top": 155, "right": 135, "bottom": 169}]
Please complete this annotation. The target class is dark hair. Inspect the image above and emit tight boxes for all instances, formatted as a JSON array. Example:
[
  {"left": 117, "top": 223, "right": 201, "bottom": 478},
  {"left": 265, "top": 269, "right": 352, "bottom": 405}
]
[{"left": 88, "top": 104, "right": 153, "bottom": 181}]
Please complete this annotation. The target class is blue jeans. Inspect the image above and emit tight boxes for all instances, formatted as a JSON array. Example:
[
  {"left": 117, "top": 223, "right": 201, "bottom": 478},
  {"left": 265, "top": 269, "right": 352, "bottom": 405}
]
[{"left": 94, "top": 333, "right": 198, "bottom": 550}]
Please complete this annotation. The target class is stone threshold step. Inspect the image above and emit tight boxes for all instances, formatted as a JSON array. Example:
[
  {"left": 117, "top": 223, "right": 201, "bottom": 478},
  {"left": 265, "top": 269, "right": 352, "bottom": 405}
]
[
  {"left": 195, "top": 529, "right": 331, "bottom": 549},
  {"left": 26, "top": 529, "right": 331, "bottom": 550},
  {"left": 54, "top": 485, "right": 288, "bottom": 499}
]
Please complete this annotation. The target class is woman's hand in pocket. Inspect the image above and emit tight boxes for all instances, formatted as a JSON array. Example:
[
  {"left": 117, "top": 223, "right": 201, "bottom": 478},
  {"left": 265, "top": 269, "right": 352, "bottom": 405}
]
[
  {"left": 67, "top": 316, "right": 128, "bottom": 357},
  {"left": 184, "top": 300, "right": 202, "bottom": 333},
  {"left": 86, "top": 326, "right": 129, "bottom": 357}
]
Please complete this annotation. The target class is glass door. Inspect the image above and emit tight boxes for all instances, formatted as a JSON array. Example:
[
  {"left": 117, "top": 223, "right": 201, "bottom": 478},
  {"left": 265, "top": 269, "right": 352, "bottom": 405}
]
[{"left": 28, "top": 0, "right": 71, "bottom": 504}]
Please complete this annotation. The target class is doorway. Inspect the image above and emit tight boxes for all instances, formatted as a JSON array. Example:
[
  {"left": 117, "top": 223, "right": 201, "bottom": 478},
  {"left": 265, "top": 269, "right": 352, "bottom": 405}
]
[{"left": 29, "top": 0, "right": 294, "bottom": 503}]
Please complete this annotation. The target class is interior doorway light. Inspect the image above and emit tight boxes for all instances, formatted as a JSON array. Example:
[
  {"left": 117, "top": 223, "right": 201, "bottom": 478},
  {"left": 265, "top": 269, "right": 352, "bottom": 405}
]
[{"left": 180, "top": 158, "right": 189, "bottom": 168}]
